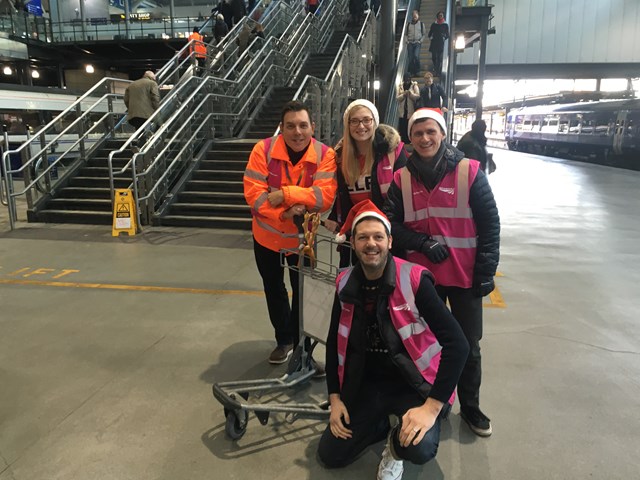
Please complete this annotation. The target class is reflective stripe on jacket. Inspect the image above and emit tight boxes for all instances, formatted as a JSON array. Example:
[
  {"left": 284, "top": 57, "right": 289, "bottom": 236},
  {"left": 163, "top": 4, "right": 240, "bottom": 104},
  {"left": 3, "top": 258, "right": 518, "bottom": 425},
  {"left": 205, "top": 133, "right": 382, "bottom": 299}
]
[
  {"left": 396, "top": 158, "right": 480, "bottom": 288},
  {"left": 244, "top": 135, "right": 337, "bottom": 252},
  {"left": 335, "top": 257, "right": 455, "bottom": 405},
  {"left": 377, "top": 142, "right": 404, "bottom": 197}
]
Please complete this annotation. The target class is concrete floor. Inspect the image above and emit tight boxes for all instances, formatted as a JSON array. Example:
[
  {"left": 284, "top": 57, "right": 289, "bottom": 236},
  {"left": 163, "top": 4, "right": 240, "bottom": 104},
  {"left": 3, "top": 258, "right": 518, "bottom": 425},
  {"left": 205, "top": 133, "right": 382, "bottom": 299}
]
[{"left": 1, "top": 149, "right": 639, "bottom": 479}]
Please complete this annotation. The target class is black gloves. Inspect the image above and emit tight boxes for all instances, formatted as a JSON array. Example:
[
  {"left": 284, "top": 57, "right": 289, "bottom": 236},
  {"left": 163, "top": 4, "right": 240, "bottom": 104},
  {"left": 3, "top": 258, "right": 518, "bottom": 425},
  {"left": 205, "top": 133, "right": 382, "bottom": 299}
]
[
  {"left": 473, "top": 277, "right": 495, "bottom": 297},
  {"left": 421, "top": 238, "right": 449, "bottom": 264}
]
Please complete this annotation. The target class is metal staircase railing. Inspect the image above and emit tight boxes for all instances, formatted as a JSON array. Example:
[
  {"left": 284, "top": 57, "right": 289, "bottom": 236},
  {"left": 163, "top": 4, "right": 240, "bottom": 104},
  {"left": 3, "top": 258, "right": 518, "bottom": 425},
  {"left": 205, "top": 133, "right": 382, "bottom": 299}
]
[
  {"left": 1, "top": 77, "right": 131, "bottom": 229},
  {"left": 129, "top": 0, "right": 354, "bottom": 227},
  {"left": 0, "top": 0, "right": 306, "bottom": 230}
]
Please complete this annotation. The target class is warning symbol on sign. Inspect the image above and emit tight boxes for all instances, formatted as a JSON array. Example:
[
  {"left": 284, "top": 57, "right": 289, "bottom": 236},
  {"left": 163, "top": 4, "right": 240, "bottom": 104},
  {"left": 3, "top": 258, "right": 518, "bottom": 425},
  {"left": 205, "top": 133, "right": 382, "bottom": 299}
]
[{"left": 112, "top": 189, "right": 137, "bottom": 236}]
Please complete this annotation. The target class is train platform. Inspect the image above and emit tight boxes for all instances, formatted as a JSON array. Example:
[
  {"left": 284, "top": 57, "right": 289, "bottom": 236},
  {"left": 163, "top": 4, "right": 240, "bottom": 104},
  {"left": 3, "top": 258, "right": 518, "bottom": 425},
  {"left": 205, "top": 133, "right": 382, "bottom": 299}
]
[{"left": 1, "top": 148, "right": 639, "bottom": 479}]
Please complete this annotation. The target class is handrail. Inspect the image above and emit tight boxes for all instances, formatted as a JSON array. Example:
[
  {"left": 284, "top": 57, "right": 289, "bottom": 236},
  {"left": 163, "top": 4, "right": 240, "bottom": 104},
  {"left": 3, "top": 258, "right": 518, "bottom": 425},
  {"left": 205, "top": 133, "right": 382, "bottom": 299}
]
[{"left": 2, "top": 0, "right": 362, "bottom": 230}]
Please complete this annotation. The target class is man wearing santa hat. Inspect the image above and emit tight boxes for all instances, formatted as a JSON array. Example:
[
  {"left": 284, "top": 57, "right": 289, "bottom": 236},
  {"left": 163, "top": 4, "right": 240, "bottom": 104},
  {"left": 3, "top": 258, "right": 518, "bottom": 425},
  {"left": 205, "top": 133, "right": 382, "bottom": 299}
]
[
  {"left": 318, "top": 199, "right": 469, "bottom": 480},
  {"left": 384, "top": 108, "right": 500, "bottom": 438}
]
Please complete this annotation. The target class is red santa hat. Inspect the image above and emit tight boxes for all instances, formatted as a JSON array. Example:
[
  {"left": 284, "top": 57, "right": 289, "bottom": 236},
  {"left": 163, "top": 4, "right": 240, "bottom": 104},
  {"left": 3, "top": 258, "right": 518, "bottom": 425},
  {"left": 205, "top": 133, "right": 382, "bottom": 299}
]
[
  {"left": 408, "top": 107, "right": 447, "bottom": 136},
  {"left": 335, "top": 199, "right": 391, "bottom": 243}
]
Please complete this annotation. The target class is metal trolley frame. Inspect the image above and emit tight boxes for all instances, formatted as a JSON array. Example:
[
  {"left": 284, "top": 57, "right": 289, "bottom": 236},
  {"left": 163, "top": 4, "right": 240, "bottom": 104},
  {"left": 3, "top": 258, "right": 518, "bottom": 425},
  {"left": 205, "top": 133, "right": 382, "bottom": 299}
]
[{"left": 212, "top": 224, "right": 347, "bottom": 440}]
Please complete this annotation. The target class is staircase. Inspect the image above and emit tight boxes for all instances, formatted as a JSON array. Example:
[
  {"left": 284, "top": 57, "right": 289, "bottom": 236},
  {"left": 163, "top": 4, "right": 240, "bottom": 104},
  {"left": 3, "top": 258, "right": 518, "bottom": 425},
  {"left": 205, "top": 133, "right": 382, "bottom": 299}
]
[
  {"left": 29, "top": 139, "right": 134, "bottom": 225},
  {"left": 157, "top": 25, "right": 364, "bottom": 230}
]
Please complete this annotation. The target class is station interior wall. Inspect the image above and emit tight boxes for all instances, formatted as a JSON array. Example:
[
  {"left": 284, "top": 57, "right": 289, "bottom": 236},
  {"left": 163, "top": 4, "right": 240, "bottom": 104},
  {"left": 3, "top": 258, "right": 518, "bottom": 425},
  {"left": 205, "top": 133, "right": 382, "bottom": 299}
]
[{"left": 458, "top": 0, "right": 640, "bottom": 66}]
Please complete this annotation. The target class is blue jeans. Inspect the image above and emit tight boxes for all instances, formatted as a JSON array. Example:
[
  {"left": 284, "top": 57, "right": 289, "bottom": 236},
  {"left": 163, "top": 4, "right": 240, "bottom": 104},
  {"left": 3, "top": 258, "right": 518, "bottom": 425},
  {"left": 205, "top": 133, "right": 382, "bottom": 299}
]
[{"left": 407, "top": 42, "right": 422, "bottom": 74}]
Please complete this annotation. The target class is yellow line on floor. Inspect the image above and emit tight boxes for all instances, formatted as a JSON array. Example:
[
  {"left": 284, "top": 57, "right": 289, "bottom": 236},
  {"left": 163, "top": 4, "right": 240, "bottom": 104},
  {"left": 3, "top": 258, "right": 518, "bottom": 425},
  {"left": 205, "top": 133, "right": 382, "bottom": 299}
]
[{"left": 0, "top": 278, "right": 264, "bottom": 296}]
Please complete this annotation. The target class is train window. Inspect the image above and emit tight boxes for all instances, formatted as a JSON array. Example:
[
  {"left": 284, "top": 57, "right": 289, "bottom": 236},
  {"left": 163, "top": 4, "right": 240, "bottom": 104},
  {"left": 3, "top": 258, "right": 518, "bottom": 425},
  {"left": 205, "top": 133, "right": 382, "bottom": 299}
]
[
  {"left": 569, "top": 118, "right": 580, "bottom": 133},
  {"left": 626, "top": 119, "right": 634, "bottom": 136},
  {"left": 595, "top": 116, "right": 610, "bottom": 136},
  {"left": 581, "top": 119, "right": 594, "bottom": 135},
  {"left": 531, "top": 120, "right": 540, "bottom": 131},
  {"left": 558, "top": 119, "right": 569, "bottom": 133},
  {"left": 523, "top": 120, "right": 531, "bottom": 131}
]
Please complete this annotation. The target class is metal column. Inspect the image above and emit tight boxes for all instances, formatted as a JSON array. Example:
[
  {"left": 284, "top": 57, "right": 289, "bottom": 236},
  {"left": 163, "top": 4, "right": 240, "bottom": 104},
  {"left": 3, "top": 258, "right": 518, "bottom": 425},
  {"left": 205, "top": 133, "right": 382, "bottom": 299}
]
[
  {"left": 475, "top": 13, "right": 488, "bottom": 122},
  {"left": 378, "top": 1, "right": 397, "bottom": 119}
]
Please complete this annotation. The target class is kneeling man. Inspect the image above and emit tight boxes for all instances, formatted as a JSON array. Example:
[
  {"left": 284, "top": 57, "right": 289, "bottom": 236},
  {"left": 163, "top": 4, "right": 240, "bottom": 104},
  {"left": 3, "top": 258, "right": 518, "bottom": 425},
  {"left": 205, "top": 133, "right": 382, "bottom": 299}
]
[{"left": 318, "top": 199, "right": 469, "bottom": 479}]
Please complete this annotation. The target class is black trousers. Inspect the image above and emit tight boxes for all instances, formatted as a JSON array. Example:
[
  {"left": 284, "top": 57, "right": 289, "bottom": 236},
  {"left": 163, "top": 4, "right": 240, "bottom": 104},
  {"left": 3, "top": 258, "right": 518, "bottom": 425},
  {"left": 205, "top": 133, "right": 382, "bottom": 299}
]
[
  {"left": 398, "top": 117, "right": 410, "bottom": 144},
  {"left": 318, "top": 381, "right": 444, "bottom": 468},
  {"left": 436, "top": 286, "right": 483, "bottom": 413},
  {"left": 253, "top": 238, "right": 301, "bottom": 347},
  {"left": 431, "top": 49, "right": 443, "bottom": 75}
]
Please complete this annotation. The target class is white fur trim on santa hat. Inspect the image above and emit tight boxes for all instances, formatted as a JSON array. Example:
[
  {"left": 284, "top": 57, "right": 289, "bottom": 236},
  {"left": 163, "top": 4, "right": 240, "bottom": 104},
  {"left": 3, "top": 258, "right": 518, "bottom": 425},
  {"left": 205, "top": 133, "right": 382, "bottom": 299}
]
[
  {"left": 351, "top": 211, "right": 391, "bottom": 236},
  {"left": 335, "top": 232, "right": 347, "bottom": 244},
  {"left": 343, "top": 99, "right": 380, "bottom": 128},
  {"left": 408, "top": 108, "right": 447, "bottom": 136}
]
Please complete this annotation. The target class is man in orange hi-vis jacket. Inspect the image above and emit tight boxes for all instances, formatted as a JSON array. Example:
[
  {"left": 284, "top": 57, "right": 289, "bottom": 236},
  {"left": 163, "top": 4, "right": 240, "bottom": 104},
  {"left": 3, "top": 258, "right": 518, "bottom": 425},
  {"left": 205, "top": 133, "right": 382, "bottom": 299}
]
[
  {"left": 244, "top": 100, "right": 337, "bottom": 366},
  {"left": 188, "top": 27, "right": 206, "bottom": 72}
]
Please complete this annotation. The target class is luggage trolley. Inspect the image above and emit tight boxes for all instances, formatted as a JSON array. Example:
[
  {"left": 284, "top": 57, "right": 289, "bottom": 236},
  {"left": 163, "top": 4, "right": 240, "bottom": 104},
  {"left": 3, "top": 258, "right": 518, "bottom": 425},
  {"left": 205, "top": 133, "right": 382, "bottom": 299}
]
[{"left": 212, "top": 213, "right": 345, "bottom": 440}]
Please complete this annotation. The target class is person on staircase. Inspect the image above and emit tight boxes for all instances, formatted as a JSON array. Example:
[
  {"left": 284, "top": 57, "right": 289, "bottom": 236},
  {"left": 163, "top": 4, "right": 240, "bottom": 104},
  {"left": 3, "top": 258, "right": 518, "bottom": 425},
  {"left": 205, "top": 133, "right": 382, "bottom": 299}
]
[
  {"left": 405, "top": 9, "right": 425, "bottom": 77},
  {"left": 323, "top": 99, "right": 408, "bottom": 268},
  {"left": 188, "top": 27, "right": 207, "bottom": 74},
  {"left": 427, "top": 11, "right": 449, "bottom": 76},
  {"left": 243, "top": 100, "right": 337, "bottom": 366},
  {"left": 123, "top": 71, "right": 160, "bottom": 151}
]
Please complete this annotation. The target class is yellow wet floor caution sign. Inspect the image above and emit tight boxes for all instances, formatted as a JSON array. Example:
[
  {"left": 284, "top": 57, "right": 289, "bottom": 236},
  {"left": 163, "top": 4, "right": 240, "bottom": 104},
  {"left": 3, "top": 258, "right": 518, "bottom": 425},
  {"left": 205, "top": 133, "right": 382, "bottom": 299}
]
[{"left": 112, "top": 189, "right": 137, "bottom": 236}]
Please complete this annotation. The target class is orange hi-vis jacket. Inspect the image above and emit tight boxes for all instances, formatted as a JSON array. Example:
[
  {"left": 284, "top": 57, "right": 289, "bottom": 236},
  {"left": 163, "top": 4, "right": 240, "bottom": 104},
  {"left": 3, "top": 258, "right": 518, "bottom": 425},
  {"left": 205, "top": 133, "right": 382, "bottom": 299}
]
[
  {"left": 244, "top": 135, "right": 337, "bottom": 253},
  {"left": 188, "top": 32, "right": 206, "bottom": 58}
]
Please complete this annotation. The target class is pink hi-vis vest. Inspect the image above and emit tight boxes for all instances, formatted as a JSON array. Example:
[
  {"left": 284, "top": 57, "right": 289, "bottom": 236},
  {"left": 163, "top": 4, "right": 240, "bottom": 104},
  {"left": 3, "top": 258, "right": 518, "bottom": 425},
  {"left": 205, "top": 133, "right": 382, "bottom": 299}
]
[
  {"left": 335, "top": 257, "right": 456, "bottom": 405},
  {"left": 377, "top": 142, "right": 405, "bottom": 197},
  {"left": 263, "top": 135, "right": 328, "bottom": 188},
  {"left": 395, "top": 158, "right": 479, "bottom": 288}
]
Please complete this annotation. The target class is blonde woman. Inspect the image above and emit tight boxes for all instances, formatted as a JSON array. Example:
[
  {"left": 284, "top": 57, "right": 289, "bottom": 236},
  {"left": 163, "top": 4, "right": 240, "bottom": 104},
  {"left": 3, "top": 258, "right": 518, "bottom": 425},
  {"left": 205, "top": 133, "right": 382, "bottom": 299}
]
[{"left": 324, "top": 99, "right": 408, "bottom": 266}]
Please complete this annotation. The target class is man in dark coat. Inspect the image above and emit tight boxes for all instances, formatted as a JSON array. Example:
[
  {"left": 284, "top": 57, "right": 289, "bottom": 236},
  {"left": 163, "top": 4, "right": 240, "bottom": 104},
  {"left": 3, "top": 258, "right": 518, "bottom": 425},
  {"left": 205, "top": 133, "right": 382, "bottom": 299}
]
[
  {"left": 384, "top": 108, "right": 500, "bottom": 439},
  {"left": 428, "top": 11, "right": 449, "bottom": 75},
  {"left": 419, "top": 72, "right": 448, "bottom": 111},
  {"left": 456, "top": 120, "right": 489, "bottom": 171}
]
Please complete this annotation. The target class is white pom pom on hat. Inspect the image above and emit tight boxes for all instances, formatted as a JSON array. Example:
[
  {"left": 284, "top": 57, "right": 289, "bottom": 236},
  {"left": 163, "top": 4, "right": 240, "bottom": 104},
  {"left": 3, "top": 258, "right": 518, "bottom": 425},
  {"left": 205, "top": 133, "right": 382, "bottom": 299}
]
[
  {"left": 335, "top": 199, "right": 391, "bottom": 243},
  {"left": 408, "top": 107, "right": 447, "bottom": 136},
  {"left": 343, "top": 99, "right": 380, "bottom": 128}
]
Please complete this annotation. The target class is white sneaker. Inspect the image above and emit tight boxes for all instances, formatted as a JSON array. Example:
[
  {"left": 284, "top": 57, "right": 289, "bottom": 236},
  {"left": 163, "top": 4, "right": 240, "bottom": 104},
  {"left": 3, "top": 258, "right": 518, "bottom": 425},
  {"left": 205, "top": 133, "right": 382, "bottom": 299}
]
[{"left": 377, "top": 444, "right": 404, "bottom": 480}]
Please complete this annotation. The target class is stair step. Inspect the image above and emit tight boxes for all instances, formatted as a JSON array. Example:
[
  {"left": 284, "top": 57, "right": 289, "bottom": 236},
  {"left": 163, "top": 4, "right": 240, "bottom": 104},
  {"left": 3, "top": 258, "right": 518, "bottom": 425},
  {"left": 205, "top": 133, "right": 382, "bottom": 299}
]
[
  {"left": 69, "top": 177, "right": 131, "bottom": 188},
  {"left": 57, "top": 187, "right": 111, "bottom": 199},
  {"left": 184, "top": 180, "right": 243, "bottom": 192},
  {"left": 46, "top": 198, "right": 112, "bottom": 212},
  {"left": 200, "top": 159, "right": 247, "bottom": 170},
  {"left": 177, "top": 191, "right": 246, "bottom": 204},
  {"left": 36, "top": 209, "right": 113, "bottom": 225},
  {"left": 158, "top": 215, "right": 252, "bottom": 230},
  {"left": 168, "top": 202, "right": 250, "bottom": 216},
  {"left": 192, "top": 170, "right": 243, "bottom": 181}
]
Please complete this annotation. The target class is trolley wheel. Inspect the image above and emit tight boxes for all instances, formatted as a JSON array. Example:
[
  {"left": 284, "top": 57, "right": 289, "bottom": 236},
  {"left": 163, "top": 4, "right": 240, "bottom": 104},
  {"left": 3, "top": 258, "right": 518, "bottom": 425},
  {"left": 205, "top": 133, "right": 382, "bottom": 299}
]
[{"left": 225, "top": 409, "right": 248, "bottom": 440}]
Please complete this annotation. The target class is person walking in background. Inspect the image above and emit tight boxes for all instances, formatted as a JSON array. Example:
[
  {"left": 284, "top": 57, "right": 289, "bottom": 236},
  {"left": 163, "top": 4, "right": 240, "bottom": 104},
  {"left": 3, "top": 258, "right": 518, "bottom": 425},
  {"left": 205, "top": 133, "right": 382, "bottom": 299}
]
[
  {"left": 405, "top": 10, "right": 425, "bottom": 76},
  {"left": 456, "top": 119, "right": 489, "bottom": 172},
  {"left": 188, "top": 28, "right": 206, "bottom": 73},
  {"left": 307, "top": 0, "right": 319, "bottom": 14},
  {"left": 419, "top": 72, "right": 448, "bottom": 111},
  {"left": 213, "top": 13, "right": 229, "bottom": 43},
  {"left": 323, "top": 99, "right": 407, "bottom": 267},
  {"left": 428, "top": 11, "right": 449, "bottom": 75},
  {"left": 230, "top": 0, "right": 247, "bottom": 25},
  {"left": 384, "top": 108, "right": 500, "bottom": 438},
  {"left": 396, "top": 73, "right": 420, "bottom": 144},
  {"left": 317, "top": 200, "right": 469, "bottom": 479},
  {"left": 124, "top": 71, "right": 160, "bottom": 150},
  {"left": 243, "top": 101, "right": 337, "bottom": 365}
]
